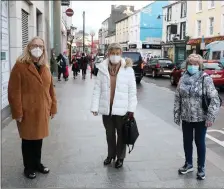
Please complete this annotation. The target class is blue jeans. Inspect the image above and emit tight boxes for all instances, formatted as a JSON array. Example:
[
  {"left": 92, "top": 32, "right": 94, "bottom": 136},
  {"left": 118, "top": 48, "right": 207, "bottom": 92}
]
[{"left": 182, "top": 121, "right": 207, "bottom": 167}]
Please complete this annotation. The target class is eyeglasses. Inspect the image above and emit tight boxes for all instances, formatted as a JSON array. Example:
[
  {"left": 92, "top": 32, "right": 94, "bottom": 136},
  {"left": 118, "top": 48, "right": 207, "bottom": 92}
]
[{"left": 30, "top": 44, "right": 44, "bottom": 49}]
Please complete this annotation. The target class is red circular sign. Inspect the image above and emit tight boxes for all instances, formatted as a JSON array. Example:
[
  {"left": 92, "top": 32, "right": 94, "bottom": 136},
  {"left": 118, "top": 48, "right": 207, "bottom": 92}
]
[{"left": 65, "top": 8, "right": 74, "bottom": 17}]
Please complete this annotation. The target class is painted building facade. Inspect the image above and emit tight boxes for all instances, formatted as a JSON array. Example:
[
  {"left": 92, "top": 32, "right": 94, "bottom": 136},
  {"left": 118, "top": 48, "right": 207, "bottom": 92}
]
[
  {"left": 187, "top": 1, "right": 224, "bottom": 55},
  {"left": 115, "top": 16, "right": 129, "bottom": 51},
  {"left": 162, "top": 1, "right": 188, "bottom": 63}
]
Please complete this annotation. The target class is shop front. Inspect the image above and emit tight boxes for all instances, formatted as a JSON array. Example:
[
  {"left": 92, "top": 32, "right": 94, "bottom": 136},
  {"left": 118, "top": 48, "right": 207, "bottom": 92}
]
[
  {"left": 187, "top": 35, "right": 224, "bottom": 56},
  {"left": 175, "top": 43, "right": 186, "bottom": 64},
  {"left": 162, "top": 44, "right": 174, "bottom": 62}
]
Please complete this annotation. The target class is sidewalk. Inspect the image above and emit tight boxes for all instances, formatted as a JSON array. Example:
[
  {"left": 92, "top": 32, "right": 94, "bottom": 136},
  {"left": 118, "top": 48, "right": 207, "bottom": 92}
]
[{"left": 2, "top": 73, "right": 224, "bottom": 188}]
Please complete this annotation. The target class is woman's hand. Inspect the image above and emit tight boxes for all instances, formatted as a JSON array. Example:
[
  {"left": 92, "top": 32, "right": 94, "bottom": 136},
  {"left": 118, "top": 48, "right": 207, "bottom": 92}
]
[
  {"left": 92, "top": 112, "right": 98, "bottom": 116},
  {"left": 127, "top": 112, "right": 134, "bottom": 119},
  {"left": 16, "top": 117, "right": 23, "bottom": 123},
  {"left": 50, "top": 114, "right": 55, "bottom": 119},
  {"left": 205, "top": 121, "right": 213, "bottom": 127}
]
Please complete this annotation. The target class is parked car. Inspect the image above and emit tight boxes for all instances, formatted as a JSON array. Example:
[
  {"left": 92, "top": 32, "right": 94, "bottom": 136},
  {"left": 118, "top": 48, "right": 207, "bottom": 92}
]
[
  {"left": 92, "top": 56, "right": 104, "bottom": 75},
  {"left": 122, "top": 51, "right": 144, "bottom": 83},
  {"left": 143, "top": 58, "right": 175, "bottom": 78},
  {"left": 170, "top": 60, "right": 224, "bottom": 90}
]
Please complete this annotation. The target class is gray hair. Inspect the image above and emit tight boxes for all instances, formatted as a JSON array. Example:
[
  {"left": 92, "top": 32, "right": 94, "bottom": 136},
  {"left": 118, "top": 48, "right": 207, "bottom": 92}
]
[
  {"left": 107, "top": 43, "right": 122, "bottom": 53},
  {"left": 186, "top": 53, "right": 203, "bottom": 70}
]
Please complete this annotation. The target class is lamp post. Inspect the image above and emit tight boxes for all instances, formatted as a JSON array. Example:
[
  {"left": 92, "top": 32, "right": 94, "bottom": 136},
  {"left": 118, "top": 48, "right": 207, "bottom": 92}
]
[
  {"left": 90, "top": 31, "right": 95, "bottom": 79},
  {"left": 90, "top": 31, "right": 95, "bottom": 54}
]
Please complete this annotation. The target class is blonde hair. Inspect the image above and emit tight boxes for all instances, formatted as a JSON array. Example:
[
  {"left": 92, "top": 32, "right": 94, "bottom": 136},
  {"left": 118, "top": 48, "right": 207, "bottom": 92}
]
[
  {"left": 108, "top": 43, "right": 122, "bottom": 53},
  {"left": 186, "top": 53, "right": 203, "bottom": 70},
  {"left": 17, "top": 36, "right": 48, "bottom": 65}
]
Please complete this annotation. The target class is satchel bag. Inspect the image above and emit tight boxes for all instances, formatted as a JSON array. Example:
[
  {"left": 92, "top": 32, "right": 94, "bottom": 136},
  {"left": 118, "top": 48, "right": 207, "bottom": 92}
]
[
  {"left": 202, "top": 76, "right": 222, "bottom": 112},
  {"left": 122, "top": 115, "right": 139, "bottom": 153}
]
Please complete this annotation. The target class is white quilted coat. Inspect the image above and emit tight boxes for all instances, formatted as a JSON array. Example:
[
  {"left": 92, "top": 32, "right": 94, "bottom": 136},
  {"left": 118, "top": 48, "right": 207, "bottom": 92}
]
[{"left": 91, "top": 58, "right": 137, "bottom": 116}]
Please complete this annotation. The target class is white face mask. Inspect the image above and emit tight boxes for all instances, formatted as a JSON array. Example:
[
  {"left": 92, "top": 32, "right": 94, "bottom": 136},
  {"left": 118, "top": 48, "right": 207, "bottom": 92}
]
[
  {"left": 109, "top": 55, "right": 121, "bottom": 64},
  {"left": 31, "top": 47, "right": 43, "bottom": 58}
]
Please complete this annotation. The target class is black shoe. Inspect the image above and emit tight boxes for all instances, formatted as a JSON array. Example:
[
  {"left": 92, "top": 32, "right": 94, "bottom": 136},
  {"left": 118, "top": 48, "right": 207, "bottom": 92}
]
[
  {"left": 104, "top": 157, "right": 115, "bottom": 165},
  {"left": 178, "top": 163, "right": 194, "bottom": 175},
  {"left": 58, "top": 79, "right": 61, "bottom": 81},
  {"left": 197, "top": 167, "right": 205, "bottom": 180},
  {"left": 24, "top": 169, "right": 36, "bottom": 179},
  {"left": 36, "top": 164, "right": 50, "bottom": 174},
  {"left": 115, "top": 159, "right": 124, "bottom": 169}
]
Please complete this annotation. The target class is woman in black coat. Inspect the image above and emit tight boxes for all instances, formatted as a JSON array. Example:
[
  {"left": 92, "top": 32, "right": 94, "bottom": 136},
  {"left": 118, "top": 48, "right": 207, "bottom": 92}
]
[{"left": 80, "top": 53, "right": 88, "bottom": 79}]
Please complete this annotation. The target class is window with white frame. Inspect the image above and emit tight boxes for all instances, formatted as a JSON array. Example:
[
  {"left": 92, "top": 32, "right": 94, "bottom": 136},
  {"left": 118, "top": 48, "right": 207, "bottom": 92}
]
[
  {"left": 180, "top": 2, "right": 187, "bottom": 18},
  {"left": 208, "top": 0, "right": 215, "bottom": 9},
  {"left": 180, "top": 22, "right": 186, "bottom": 40},
  {"left": 197, "top": 0, "right": 202, "bottom": 12},
  {"left": 209, "top": 17, "right": 214, "bottom": 35},
  {"left": 167, "top": 7, "right": 172, "bottom": 21},
  {"left": 197, "top": 20, "right": 201, "bottom": 37},
  {"left": 222, "top": 14, "right": 224, "bottom": 34}
]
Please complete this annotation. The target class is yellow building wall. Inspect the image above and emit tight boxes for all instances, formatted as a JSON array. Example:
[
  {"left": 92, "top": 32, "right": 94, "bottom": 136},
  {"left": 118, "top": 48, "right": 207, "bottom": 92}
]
[{"left": 187, "top": 1, "right": 224, "bottom": 39}]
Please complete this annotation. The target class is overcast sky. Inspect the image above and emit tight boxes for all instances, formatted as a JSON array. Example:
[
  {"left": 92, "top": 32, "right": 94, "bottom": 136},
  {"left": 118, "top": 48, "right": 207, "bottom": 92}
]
[{"left": 71, "top": 1, "right": 152, "bottom": 38}]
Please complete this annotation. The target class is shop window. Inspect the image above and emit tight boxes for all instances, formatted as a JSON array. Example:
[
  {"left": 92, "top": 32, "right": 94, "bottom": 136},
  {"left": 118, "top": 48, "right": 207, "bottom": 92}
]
[
  {"left": 212, "top": 51, "right": 221, "bottom": 59},
  {"left": 208, "top": 0, "right": 215, "bottom": 9}
]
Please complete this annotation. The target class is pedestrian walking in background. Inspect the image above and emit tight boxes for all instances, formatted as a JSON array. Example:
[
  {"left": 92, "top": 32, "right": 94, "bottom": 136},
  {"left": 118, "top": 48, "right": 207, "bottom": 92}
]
[
  {"left": 8, "top": 36, "right": 57, "bottom": 179},
  {"left": 57, "top": 53, "right": 67, "bottom": 81},
  {"left": 71, "top": 55, "right": 79, "bottom": 79},
  {"left": 91, "top": 43, "right": 137, "bottom": 169},
  {"left": 174, "top": 54, "right": 221, "bottom": 180},
  {"left": 80, "top": 53, "right": 88, "bottom": 79},
  {"left": 50, "top": 48, "right": 57, "bottom": 76},
  {"left": 63, "top": 51, "right": 69, "bottom": 81}
]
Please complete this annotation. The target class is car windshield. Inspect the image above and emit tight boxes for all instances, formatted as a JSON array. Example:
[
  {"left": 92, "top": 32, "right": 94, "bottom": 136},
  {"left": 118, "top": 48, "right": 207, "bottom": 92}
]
[
  {"left": 158, "top": 59, "right": 172, "bottom": 64},
  {"left": 122, "top": 52, "right": 141, "bottom": 62},
  {"left": 203, "top": 63, "right": 223, "bottom": 70}
]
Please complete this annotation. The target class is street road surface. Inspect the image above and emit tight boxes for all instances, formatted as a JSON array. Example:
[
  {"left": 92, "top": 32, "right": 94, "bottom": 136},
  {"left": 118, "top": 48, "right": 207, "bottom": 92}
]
[{"left": 142, "top": 75, "right": 224, "bottom": 157}]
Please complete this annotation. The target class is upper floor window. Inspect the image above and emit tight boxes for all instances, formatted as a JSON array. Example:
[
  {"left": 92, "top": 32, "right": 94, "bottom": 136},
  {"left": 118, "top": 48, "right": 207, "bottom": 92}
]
[
  {"left": 166, "top": 25, "right": 172, "bottom": 41},
  {"left": 208, "top": 0, "right": 215, "bottom": 9},
  {"left": 197, "top": 0, "right": 202, "bottom": 12},
  {"left": 180, "top": 22, "right": 186, "bottom": 40},
  {"left": 209, "top": 17, "right": 214, "bottom": 35},
  {"left": 222, "top": 14, "right": 224, "bottom": 34},
  {"left": 197, "top": 20, "right": 201, "bottom": 37},
  {"left": 181, "top": 2, "right": 187, "bottom": 18},
  {"left": 167, "top": 7, "right": 172, "bottom": 21}
]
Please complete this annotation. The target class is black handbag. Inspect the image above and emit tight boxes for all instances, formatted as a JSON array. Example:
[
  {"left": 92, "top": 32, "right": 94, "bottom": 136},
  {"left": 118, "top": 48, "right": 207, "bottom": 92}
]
[
  {"left": 122, "top": 115, "right": 139, "bottom": 153},
  {"left": 202, "top": 76, "right": 222, "bottom": 112}
]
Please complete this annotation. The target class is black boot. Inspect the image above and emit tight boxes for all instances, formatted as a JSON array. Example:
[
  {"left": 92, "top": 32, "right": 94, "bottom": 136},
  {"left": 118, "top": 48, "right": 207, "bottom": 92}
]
[
  {"left": 104, "top": 157, "right": 115, "bottom": 165},
  {"left": 24, "top": 168, "right": 36, "bottom": 179},
  {"left": 36, "top": 164, "right": 50, "bottom": 174},
  {"left": 115, "top": 159, "right": 124, "bottom": 169}
]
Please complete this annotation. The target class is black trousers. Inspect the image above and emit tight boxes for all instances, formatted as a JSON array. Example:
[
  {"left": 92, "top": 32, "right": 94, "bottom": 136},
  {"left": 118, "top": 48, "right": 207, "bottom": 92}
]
[
  {"left": 82, "top": 69, "right": 87, "bottom": 75},
  {"left": 58, "top": 66, "right": 66, "bottom": 80},
  {"left": 102, "top": 115, "right": 126, "bottom": 159},
  {"left": 22, "top": 139, "right": 43, "bottom": 170}
]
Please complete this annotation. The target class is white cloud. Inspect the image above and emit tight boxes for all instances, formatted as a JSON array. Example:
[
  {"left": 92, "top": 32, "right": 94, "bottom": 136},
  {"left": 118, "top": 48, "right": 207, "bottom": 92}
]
[{"left": 71, "top": 1, "right": 151, "bottom": 37}]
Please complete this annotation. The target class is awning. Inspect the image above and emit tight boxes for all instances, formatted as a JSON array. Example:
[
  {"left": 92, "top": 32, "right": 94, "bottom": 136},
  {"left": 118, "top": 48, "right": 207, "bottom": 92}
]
[{"left": 187, "top": 35, "right": 224, "bottom": 45}]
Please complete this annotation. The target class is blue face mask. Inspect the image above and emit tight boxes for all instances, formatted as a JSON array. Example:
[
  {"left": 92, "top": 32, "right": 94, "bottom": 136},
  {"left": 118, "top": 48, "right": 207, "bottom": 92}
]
[{"left": 187, "top": 65, "right": 199, "bottom": 75}]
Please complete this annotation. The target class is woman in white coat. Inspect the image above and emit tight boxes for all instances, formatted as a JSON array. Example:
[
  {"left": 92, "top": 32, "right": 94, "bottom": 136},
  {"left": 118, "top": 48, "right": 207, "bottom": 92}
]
[{"left": 91, "top": 43, "right": 137, "bottom": 169}]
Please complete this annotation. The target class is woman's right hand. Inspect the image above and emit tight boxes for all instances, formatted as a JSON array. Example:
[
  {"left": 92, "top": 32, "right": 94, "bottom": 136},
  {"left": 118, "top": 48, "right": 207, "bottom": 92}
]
[
  {"left": 92, "top": 112, "right": 98, "bottom": 116},
  {"left": 16, "top": 117, "right": 23, "bottom": 123}
]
